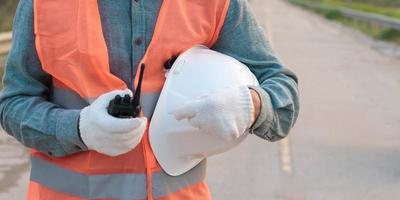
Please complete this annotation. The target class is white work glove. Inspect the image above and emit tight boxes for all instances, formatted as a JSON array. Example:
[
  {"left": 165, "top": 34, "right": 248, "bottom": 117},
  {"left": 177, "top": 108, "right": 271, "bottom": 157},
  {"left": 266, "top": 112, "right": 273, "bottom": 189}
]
[
  {"left": 79, "top": 89, "right": 147, "bottom": 156},
  {"left": 171, "top": 85, "right": 255, "bottom": 141}
]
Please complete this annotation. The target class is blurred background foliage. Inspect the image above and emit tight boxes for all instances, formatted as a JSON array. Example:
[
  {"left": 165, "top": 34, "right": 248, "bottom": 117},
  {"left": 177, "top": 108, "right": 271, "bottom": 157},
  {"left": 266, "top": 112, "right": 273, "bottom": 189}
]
[
  {"left": 0, "top": 0, "right": 19, "bottom": 84},
  {"left": 307, "top": 0, "right": 400, "bottom": 18},
  {"left": 323, "top": 0, "right": 400, "bottom": 7},
  {"left": 0, "top": 0, "right": 19, "bottom": 32},
  {"left": 289, "top": 0, "right": 400, "bottom": 44}
]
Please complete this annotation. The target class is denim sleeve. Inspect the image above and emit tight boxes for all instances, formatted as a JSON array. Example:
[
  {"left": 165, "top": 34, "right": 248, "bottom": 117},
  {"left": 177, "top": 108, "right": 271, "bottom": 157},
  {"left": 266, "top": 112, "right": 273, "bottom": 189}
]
[
  {"left": 212, "top": 0, "right": 300, "bottom": 141},
  {"left": 0, "top": 0, "right": 87, "bottom": 157}
]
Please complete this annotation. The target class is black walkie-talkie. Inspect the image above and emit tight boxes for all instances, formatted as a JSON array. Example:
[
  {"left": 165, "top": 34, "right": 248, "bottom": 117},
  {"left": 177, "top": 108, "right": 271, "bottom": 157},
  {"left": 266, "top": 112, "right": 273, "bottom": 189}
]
[{"left": 107, "top": 64, "right": 145, "bottom": 118}]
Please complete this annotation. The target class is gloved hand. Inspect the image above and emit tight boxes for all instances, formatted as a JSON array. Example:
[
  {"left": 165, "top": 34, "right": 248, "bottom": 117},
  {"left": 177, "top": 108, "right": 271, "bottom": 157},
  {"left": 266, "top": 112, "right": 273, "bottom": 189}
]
[
  {"left": 171, "top": 85, "right": 254, "bottom": 141},
  {"left": 79, "top": 89, "right": 147, "bottom": 156}
]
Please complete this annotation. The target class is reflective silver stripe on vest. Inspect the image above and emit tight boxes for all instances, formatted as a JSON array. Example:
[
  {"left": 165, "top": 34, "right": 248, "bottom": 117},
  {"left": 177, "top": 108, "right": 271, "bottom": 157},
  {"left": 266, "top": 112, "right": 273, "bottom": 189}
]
[
  {"left": 50, "top": 87, "right": 160, "bottom": 118},
  {"left": 31, "top": 156, "right": 147, "bottom": 200},
  {"left": 152, "top": 160, "right": 207, "bottom": 199},
  {"left": 31, "top": 156, "right": 206, "bottom": 199}
]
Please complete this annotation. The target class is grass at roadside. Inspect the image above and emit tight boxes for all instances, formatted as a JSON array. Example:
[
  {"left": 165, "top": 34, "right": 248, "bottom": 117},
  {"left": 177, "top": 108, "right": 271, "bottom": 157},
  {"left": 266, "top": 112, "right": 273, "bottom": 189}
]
[
  {"left": 335, "top": 15, "right": 400, "bottom": 44},
  {"left": 338, "top": 1, "right": 400, "bottom": 19},
  {"left": 306, "top": 0, "right": 400, "bottom": 19},
  {"left": 349, "top": 0, "right": 400, "bottom": 7},
  {"left": 289, "top": 0, "right": 400, "bottom": 45}
]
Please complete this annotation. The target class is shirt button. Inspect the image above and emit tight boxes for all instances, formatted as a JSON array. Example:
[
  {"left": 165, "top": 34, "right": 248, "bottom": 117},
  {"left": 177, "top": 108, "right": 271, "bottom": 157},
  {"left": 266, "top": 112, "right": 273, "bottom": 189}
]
[
  {"left": 47, "top": 151, "right": 53, "bottom": 156},
  {"left": 134, "top": 37, "right": 142, "bottom": 46}
]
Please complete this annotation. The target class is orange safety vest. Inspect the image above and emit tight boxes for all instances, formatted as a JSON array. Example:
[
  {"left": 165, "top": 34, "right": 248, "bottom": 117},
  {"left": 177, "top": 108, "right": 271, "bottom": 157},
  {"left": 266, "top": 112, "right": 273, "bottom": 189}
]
[{"left": 29, "top": 0, "right": 230, "bottom": 199}]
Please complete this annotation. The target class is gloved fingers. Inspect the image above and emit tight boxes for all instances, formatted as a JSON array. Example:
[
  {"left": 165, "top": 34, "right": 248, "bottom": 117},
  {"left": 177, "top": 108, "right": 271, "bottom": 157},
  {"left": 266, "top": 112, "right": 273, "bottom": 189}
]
[
  {"left": 187, "top": 115, "right": 204, "bottom": 130},
  {"left": 98, "top": 116, "right": 147, "bottom": 133},
  {"left": 218, "top": 125, "right": 240, "bottom": 141},
  {"left": 164, "top": 91, "right": 190, "bottom": 113},
  {"left": 101, "top": 129, "right": 146, "bottom": 156},
  {"left": 198, "top": 94, "right": 210, "bottom": 99},
  {"left": 124, "top": 127, "right": 146, "bottom": 146},
  {"left": 99, "top": 128, "right": 139, "bottom": 141},
  {"left": 134, "top": 117, "right": 148, "bottom": 133},
  {"left": 171, "top": 99, "right": 204, "bottom": 121},
  {"left": 110, "top": 118, "right": 147, "bottom": 138},
  {"left": 93, "top": 89, "right": 133, "bottom": 108},
  {"left": 98, "top": 130, "right": 144, "bottom": 148},
  {"left": 230, "top": 126, "right": 242, "bottom": 140}
]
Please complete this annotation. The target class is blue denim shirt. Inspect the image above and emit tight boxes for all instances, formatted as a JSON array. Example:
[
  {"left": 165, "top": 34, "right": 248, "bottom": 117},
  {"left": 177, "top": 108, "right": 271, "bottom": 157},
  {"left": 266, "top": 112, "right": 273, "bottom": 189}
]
[{"left": 0, "top": 0, "right": 299, "bottom": 157}]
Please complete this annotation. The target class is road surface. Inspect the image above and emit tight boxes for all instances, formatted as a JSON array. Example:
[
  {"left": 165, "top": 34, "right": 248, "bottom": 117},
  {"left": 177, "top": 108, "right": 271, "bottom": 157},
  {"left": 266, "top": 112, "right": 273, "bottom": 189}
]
[
  {"left": 0, "top": 134, "right": 29, "bottom": 200},
  {"left": 1, "top": 0, "right": 400, "bottom": 199}
]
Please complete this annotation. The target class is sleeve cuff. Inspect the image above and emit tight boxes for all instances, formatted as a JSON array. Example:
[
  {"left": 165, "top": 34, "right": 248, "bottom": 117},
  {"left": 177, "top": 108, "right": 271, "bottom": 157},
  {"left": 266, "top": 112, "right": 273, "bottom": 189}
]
[
  {"left": 247, "top": 85, "right": 277, "bottom": 141},
  {"left": 55, "top": 109, "right": 88, "bottom": 154}
]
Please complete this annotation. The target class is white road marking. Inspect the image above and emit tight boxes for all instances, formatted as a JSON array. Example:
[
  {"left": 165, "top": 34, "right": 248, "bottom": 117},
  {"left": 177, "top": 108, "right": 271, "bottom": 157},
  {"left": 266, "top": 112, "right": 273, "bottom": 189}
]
[{"left": 280, "top": 138, "right": 293, "bottom": 175}]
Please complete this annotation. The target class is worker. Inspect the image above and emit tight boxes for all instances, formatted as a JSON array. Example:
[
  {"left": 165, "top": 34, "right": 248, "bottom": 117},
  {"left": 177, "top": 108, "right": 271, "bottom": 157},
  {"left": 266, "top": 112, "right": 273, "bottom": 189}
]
[{"left": 0, "top": 0, "right": 299, "bottom": 200}]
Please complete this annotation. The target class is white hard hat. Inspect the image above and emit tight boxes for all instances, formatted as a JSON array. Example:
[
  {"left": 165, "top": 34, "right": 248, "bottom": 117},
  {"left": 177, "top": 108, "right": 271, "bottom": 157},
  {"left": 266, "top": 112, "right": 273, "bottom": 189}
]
[{"left": 149, "top": 45, "right": 259, "bottom": 176}]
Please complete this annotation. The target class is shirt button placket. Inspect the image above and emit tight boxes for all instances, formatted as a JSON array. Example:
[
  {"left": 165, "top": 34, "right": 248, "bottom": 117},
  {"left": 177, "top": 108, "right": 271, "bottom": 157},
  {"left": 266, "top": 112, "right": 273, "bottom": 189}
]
[{"left": 132, "top": 0, "right": 146, "bottom": 75}]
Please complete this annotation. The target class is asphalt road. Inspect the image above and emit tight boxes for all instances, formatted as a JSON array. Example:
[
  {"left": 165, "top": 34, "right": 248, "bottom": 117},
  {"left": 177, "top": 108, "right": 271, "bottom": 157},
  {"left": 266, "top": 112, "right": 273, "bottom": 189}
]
[
  {"left": 0, "top": 134, "right": 29, "bottom": 200},
  {"left": 1, "top": 0, "right": 400, "bottom": 199}
]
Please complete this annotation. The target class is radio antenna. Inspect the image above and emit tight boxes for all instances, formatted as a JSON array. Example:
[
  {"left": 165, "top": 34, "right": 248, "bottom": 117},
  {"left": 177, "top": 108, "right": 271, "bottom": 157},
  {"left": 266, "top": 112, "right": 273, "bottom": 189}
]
[{"left": 133, "top": 63, "right": 145, "bottom": 108}]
